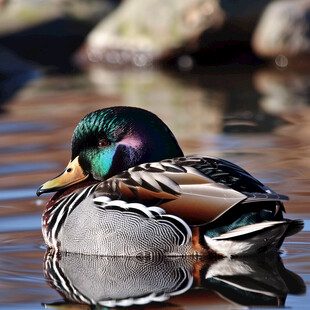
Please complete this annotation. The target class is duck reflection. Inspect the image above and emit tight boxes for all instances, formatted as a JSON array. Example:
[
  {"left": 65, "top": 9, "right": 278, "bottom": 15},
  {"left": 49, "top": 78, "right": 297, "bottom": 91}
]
[{"left": 43, "top": 250, "right": 305, "bottom": 309}]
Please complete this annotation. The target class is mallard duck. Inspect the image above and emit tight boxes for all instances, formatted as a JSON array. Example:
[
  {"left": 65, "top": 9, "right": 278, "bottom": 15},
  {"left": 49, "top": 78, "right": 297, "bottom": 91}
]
[{"left": 37, "top": 106, "right": 303, "bottom": 257}]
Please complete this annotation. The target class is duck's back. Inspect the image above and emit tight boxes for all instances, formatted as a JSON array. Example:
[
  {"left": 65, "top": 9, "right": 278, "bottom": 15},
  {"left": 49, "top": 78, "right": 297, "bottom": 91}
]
[{"left": 96, "top": 156, "right": 287, "bottom": 225}]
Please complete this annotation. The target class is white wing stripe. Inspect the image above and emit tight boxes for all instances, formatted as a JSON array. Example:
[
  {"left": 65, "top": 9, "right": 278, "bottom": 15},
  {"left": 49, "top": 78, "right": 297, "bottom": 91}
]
[{"left": 213, "top": 221, "right": 286, "bottom": 240}]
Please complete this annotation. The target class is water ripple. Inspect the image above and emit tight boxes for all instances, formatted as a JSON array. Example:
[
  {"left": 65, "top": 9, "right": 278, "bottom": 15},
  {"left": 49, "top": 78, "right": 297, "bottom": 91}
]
[
  {"left": 0, "top": 213, "right": 41, "bottom": 233},
  {"left": 0, "top": 188, "right": 37, "bottom": 201},
  {"left": 302, "top": 219, "right": 310, "bottom": 232},
  {"left": 0, "top": 162, "right": 59, "bottom": 175},
  {"left": 0, "top": 122, "right": 55, "bottom": 134}
]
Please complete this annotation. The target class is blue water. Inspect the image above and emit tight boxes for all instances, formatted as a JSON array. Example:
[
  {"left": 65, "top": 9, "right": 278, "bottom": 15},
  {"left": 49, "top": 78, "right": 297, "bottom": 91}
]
[{"left": 0, "top": 213, "right": 41, "bottom": 232}]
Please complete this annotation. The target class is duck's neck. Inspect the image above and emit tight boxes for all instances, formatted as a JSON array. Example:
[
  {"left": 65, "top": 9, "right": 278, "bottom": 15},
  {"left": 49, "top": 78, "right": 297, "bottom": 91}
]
[{"left": 45, "top": 180, "right": 99, "bottom": 209}]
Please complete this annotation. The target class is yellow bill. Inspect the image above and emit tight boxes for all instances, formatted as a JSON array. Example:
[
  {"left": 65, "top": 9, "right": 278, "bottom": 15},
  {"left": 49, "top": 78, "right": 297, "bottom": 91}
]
[{"left": 36, "top": 156, "right": 88, "bottom": 196}]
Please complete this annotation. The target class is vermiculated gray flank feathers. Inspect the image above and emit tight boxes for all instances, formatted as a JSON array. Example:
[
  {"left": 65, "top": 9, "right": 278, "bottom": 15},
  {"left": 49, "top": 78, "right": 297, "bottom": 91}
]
[{"left": 56, "top": 195, "right": 192, "bottom": 256}]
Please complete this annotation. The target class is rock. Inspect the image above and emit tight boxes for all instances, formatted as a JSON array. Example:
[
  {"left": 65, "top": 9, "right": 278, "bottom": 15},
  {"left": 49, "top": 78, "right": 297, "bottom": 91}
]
[
  {"left": 0, "top": 0, "right": 117, "bottom": 36},
  {"left": 0, "top": 0, "right": 118, "bottom": 70},
  {"left": 79, "top": 0, "right": 271, "bottom": 68},
  {"left": 0, "top": 0, "right": 61, "bottom": 36},
  {"left": 79, "top": 0, "right": 225, "bottom": 67},
  {"left": 252, "top": 0, "right": 310, "bottom": 61}
]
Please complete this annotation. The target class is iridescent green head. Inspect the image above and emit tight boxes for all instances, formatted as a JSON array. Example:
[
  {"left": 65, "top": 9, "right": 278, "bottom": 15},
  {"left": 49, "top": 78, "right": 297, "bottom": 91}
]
[{"left": 37, "top": 106, "right": 183, "bottom": 195}]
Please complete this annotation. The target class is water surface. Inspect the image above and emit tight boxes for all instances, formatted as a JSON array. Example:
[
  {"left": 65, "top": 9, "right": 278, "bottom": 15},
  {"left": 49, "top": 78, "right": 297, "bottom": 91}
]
[{"left": 0, "top": 67, "right": 309, "bottom": 309}]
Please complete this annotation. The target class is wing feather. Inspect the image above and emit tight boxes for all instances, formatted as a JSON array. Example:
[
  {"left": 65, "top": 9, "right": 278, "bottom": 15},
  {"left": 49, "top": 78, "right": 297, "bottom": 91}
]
[
  {"left": 212, "top": 221, "right": 287, "bottom": 240},
  {"left": 94, "top": 155, "right": 287, "bottom": 224}
]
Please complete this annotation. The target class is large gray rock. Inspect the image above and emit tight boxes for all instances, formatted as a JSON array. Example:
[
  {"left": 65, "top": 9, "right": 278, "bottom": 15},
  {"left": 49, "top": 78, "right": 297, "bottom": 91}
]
[
  {"left": 0, "top": 0, "right": 116, "bottom": 36},
  {"left": 0, "top": 0, "right": 118, "bottom": 69},
  {"left": 252, "top": 0, "right": 310, "bottom": 60},
  {"left": 79, "top": 0, "right": 271, "bottom": 67},
  {"left": 0, "top": 0, "right": 61, "bottom": 36},
  {"left": 82, "top": 0, "right": 225, "bottom": 67}
]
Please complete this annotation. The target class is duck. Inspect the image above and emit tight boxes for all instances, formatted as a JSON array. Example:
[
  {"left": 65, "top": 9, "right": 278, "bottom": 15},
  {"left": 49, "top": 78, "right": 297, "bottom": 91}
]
[{"left": 37, "top": 106, "right": 303, "bottom": 257}]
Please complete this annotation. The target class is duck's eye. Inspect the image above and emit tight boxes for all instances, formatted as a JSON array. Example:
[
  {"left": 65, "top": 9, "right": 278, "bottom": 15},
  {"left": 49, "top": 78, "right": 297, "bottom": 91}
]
[{"left": 98, "top": 139, "right": 110, "bottom": 148}]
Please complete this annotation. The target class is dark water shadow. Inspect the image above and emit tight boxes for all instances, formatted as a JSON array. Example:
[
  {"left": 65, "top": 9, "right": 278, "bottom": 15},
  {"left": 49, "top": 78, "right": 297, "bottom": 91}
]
[
  {"left": 0, "top": 18, "right": 91, "bottom": 72},
  {"left": 0, "top": 0, "right": 121, "bottom": 111},
  {"left": 0, "top": 45, "right": 42, "bottom": 112},
  {"left": 43, "top": 250, "right": 305, "bottom": 309}
]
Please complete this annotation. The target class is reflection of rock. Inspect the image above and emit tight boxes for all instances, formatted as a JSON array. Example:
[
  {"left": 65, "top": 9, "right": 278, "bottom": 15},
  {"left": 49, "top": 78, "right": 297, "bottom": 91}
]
[
  {"left": 43, "top": 250, "right": 305, "bottom": 308},
  {"left": 254, "top": 69, "right": 310, "bottom": 114},
  {"left": 238, "top": 68, "right": 310, "bottom": 212},
  {"left": 223, "top": 111, "right": 287, "bottom": 133},
  {"left": 252, "top": 0, "right": 310, "bottom": 62},
  {"left": 87, "top": 66, "right": 289, "bottom": 137},
  {"left": 88, "top": 67, "right": 225, "bottom": 140},
  {"left": 79, "top": 0, "right": 271, "bottom": 67}
]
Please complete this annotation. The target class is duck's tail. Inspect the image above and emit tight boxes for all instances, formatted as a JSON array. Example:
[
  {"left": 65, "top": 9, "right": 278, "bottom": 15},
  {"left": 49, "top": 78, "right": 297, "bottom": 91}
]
[{"left": 202, "top": 219, "right": 304, "bottom": 257}]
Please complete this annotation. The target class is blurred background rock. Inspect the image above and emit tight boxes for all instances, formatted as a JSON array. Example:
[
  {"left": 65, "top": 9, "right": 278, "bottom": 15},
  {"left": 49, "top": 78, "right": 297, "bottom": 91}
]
[{"left": 1, "top": 0, "right": 310, "bottom": 127}]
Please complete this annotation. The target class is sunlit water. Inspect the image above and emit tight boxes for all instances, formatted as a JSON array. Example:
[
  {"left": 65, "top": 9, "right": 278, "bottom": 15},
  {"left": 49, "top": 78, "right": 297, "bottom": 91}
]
[{"left": 0, "top": 66, "right": 309, "bottom": 309}]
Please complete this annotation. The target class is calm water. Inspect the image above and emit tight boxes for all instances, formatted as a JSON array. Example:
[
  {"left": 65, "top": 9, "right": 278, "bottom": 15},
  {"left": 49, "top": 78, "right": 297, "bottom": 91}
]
[{"left": 0, "top": 66, "right": 309, "bottom": 309}]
